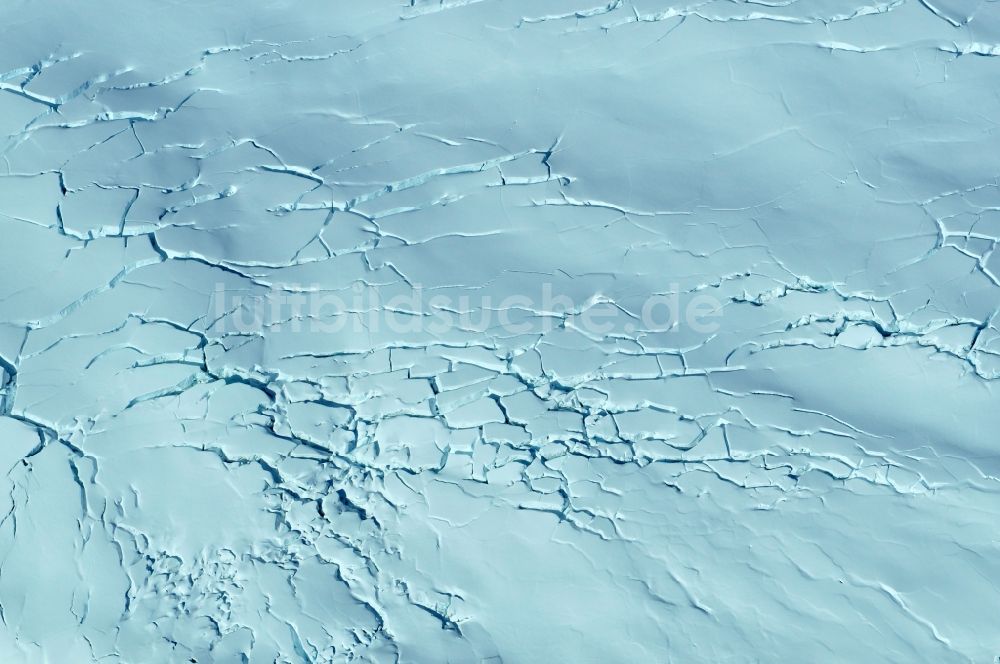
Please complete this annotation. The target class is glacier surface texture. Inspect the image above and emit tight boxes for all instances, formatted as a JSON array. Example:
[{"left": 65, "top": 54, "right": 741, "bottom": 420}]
[{"left": 2, "top": 0, "right": 1000, "bottom": 662}]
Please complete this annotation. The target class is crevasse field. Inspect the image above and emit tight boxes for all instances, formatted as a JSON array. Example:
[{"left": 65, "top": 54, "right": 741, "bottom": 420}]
[{"left": 1, "top": 1, "right": 1000, "bottom": 662}]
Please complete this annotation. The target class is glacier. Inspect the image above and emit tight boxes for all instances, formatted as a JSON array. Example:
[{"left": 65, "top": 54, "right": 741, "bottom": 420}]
[{"left": 1, "top": 0, "right": 1000, "bottom": 662}]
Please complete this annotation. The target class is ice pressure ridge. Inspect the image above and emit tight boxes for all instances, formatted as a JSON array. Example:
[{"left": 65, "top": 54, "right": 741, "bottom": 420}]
[{"left": 2, "top": 0, "right": 1000, "bottom": 662}]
